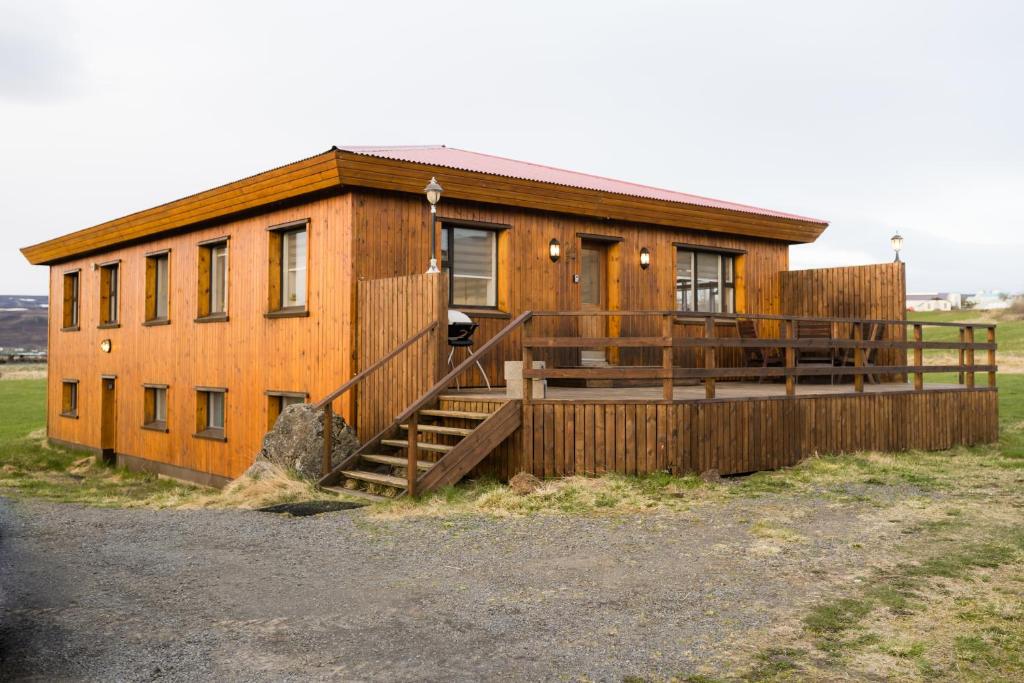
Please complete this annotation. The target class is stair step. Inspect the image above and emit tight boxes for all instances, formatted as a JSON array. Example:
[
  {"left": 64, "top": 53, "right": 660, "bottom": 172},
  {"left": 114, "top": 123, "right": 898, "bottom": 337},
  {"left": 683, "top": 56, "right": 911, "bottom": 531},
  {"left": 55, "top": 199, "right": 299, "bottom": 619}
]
[
  {"left": 419, "top": 409, "right": 492, "bottom": 421},
  {"left": 361, "top": 454, "right": 434, "bottom": 470},
  {"left": 340, "top": 470, "right": 408, "bottom": 488},
  {"left": 382, "top": 439, "right": 454, "bottom": 453},
  {"left": 399, "top": 424, "right": 474, "bottom": 437}
]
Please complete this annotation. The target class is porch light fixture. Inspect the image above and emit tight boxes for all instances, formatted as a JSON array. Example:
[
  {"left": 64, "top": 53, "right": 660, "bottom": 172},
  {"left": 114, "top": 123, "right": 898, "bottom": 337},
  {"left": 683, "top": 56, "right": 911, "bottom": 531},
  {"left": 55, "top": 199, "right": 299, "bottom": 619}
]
[
  {"left": 424, "top": 177, "right": 443, "bottom": 274},
  {"left": 549, "top": 238, "right": 561, "bottom": 262},
  {"left": 891, "top": 232, "right": 904, "bottom": 262},
  {"left": 639, "top": 247, "right": 651, "bottom": 269}
]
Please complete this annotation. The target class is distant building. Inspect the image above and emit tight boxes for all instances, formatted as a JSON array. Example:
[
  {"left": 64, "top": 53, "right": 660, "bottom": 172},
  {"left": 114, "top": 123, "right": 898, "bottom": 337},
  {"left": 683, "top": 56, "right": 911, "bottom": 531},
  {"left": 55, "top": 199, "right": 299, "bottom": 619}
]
[
  {"left": 906, "top": 292, "right": 959, "bottom": 312},
  {"left": 965, "top": 291, "right": 1013, "bottom": 311}
]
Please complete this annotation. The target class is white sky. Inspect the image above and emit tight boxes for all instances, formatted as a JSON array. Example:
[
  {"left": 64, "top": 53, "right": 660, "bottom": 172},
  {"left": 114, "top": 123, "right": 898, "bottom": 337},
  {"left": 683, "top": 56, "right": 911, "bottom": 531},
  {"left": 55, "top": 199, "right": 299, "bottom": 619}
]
[{"left": 1, "top": 0, "right": 1021, "bottom": 295}]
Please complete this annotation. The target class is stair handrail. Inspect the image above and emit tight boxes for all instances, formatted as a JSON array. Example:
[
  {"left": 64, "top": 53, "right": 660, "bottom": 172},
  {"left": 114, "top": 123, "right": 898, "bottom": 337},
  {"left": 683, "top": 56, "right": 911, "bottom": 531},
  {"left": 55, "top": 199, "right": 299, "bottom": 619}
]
[
  {"left": 318, "top": 310, "right": 533, "bottom": 487},
  {"left": 314, "top": 319, "right": 439, "bottom": 475}
]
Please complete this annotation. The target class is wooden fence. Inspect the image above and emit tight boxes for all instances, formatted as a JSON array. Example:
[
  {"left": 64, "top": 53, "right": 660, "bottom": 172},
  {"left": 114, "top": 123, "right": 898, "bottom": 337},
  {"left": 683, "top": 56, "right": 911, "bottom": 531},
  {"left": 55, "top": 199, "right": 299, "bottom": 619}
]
[{"left": 354, "top": 273, "right": 447, "bottom": 438}]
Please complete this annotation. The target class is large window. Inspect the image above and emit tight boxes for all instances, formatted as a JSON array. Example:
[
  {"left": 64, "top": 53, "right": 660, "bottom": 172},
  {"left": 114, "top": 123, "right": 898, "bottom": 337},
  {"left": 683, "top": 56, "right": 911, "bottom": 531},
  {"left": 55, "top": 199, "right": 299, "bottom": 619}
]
[
  {"left": 268, "top": 220, "right": 309, "bottom": 315},
  {"left": 99, "top": 261, "right": 119, "bottom": 326},
  {"left": 143, "top": 384, "right": 168, "bottom": 431},
  {"left": 62, "top": 270, "right": 80, "bottom": 330},
  {"left": 441, "top": 225, "right": 498, "bottom": 307},
  {"left": 145, "top": 251, "right": 170, "bottom": 324},
  {"left": 195, "top": 387, "right": 226, "bottom": 440},
  {"left": 197, "top": 239, "right": 229, "bottom": 320},
  {"left": 675, "top": 248, "right": 736, "bottom": 313}
]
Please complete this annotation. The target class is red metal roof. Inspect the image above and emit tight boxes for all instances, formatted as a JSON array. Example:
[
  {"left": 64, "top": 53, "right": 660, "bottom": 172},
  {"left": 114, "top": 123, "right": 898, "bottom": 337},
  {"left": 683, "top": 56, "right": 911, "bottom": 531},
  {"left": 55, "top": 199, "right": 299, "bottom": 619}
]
[{"left": 339, "top": 145, "right": 827, "bottom": 225}]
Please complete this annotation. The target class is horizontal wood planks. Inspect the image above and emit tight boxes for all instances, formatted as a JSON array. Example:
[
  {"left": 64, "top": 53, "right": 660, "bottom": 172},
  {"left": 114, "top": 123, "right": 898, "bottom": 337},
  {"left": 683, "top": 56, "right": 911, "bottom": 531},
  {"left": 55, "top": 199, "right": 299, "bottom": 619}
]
[{"left": 442, "top": 388, "right": 997, "bottom": 480}]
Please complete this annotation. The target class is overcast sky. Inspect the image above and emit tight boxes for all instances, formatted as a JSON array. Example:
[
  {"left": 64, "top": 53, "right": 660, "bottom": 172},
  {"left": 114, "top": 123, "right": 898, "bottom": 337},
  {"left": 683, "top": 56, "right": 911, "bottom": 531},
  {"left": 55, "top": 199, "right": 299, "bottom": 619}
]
[{"left": 1, "top": 0, "right": 1021, "bottom": 295}]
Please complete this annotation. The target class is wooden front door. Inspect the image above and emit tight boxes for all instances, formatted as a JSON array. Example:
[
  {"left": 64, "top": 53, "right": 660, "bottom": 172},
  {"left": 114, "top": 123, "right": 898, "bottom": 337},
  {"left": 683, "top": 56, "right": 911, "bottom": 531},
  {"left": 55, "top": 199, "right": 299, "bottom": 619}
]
[
  {"left": 100, "top": 377, "right": 117, "bottom": 464},
  {"left": 579, "top": 241, "right": 608, "bottom": 365}
]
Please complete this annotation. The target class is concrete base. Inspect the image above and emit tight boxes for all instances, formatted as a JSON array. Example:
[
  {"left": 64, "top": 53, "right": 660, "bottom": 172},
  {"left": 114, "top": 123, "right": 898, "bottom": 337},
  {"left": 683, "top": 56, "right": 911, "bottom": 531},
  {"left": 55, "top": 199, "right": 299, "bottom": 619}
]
[{"left": 504, "top": 360, "right": 547, "bottom": 399}]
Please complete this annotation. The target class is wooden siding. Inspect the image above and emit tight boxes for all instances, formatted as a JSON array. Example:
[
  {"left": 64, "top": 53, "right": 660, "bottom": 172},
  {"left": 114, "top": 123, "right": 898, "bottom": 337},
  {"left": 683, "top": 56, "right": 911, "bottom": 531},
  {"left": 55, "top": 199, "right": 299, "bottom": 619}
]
[
  {"left": 440, "top": 388, "right": 998, "bottom": 480},
  {"left": 350, "top": 190, "right": 790, "bottom": 386},
  {"left": 355, "top": 274, "right": 446, "bottom": 439},
  {"left": 781, "top": 262, "right": 907, "bottom": 377},
  {"left": 46, "top": 194, "right": 355, "bottom": 480}
]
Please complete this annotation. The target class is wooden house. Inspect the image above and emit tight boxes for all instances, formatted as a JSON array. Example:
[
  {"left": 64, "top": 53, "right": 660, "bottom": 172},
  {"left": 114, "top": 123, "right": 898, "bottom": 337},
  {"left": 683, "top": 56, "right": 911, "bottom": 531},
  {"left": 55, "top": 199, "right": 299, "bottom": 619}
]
[{"left": 22, "top": 146, "right": 999, "bottom": 493}]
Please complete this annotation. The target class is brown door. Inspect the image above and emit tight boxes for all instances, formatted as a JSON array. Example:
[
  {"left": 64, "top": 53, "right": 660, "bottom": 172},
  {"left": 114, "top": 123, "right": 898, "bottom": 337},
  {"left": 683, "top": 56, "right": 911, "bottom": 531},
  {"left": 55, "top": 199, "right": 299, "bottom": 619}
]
[
  {"left": 100, "top": 377, "right": 117, "bottom": 464},
  {"left": 579, "top": 241, "right": 608, "bottom": 365}
]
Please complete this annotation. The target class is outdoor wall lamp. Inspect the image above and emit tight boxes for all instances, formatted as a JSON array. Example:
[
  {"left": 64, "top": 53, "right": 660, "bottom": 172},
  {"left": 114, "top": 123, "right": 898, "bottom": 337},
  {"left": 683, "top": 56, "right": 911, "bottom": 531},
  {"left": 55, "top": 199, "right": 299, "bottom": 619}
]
[
  {"left": 424, "top": 177, "right": 443, "bottom": 273},
  {"left": 891, "top": 232, "right": 904, "bottom": 263},
  {"left": 639, "top": 247, "right": 651, "bottom": 269},
  {"left": 549, "top": 238, "right": 561, "bottom": 263}
]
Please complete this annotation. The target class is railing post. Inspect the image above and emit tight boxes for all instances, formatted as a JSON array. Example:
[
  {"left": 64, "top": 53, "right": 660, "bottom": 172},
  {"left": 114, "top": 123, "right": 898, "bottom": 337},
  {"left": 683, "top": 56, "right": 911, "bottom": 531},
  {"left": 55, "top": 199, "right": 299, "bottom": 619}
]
[
  {"left": 913, "top": 324, "right": 924, "bottom": 391},
  {"left": 785, "top": 319, "right": 796, "bottom": 396},
  {"left": 406, "top": 413, "right": 418, "bottom": 498},
  {"left": 988, "top": 326, "right": 997, "bottom": 388},
  {"left": 662, "top": 313, "right": 674, "bottom": 401},
  {"left": 958, "top": 326, "right": 966, "bottom": 384},
  {"left": 704, "top": 317, "right": 716, "bottom": 399},
  {"left": 522, "top": 317, "right": 533, "bottom": 406},
  {"left": 853, "top": 323, "right": 864, "bottom": 393},
  {"left": 966, "top": 326, "right": 976, "bottom": 388},
  {"left": 322, "top": 401, "right": 334, "bottom": 477}
]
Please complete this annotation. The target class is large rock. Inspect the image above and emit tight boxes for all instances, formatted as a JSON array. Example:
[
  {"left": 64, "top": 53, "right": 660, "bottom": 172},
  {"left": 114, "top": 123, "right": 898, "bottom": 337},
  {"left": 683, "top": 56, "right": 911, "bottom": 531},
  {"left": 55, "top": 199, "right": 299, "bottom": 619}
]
[{"left": 251, "top": 403, "right": 359, "bottom": 479}]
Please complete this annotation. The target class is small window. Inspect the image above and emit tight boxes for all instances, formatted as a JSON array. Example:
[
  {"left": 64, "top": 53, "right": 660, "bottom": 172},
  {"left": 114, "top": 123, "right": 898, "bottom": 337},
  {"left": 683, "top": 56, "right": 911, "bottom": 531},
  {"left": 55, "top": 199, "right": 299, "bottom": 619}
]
[
  {"left": 99, "top": 262, "right": 120, "bottom": 326},
  {"left": 143, "top": 385, "right": 168, "bottom": 430},
  {"left": 268, "top": 221, "right": 308, "bottom": 314},
  {"left": 675, "top": 248, "right": 737, "bottom": 313},
  {"left": 195, "top": 387, "right": 226, "bottom": 440},
  {"left": 440, "top": 225, "right": 498, "bottom": 307},
  {"left": 62, "top": 271, "right": 80, "bottom": 330},
  {"left": 266, "top": 391, "right": 307, "bottom": 430},
  {"left": 197, "top": 240, "right": 229, "bottom": 320},
  {"left": 61, "top": 380, "right": 79, "bottom": 417},
  {"left": 145, "top": 252, "right": 170, "bottom": 323}
]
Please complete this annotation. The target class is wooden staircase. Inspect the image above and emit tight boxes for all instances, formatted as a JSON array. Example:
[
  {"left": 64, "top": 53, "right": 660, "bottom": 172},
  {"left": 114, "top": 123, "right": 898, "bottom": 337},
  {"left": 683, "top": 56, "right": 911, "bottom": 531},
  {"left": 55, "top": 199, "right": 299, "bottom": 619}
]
[{"left": 320, "top": 401, "right": 521, "bottom": 499}]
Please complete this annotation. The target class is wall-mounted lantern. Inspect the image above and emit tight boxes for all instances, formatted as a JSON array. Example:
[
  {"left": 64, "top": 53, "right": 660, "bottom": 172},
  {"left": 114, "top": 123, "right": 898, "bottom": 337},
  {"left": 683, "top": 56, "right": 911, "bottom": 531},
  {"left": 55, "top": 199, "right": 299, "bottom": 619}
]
[
  {"left": 639, "top": 247, "right": 651, "bottom": 270},
  {"left": 424, "top": 177, "right": 443, "bottom": 273},
  {"left": 890, "top": 232, "right": 904, "bottom": 263},
  {"left": 549, "top": 238, "right": 561, "bottom": 263}
]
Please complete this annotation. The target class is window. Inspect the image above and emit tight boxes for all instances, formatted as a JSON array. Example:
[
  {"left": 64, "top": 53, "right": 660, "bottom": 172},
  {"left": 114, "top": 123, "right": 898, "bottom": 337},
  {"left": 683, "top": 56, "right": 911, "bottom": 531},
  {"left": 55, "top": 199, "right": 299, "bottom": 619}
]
[
  {"left": 62, "top": 270, "right": 80, "bottom": 330},
  {"left": 145, "top": 251, "right": 170, "bottom": 323},
  {"left": 99, "top": 262, "right": 120, "bottom": 326},
  {"left": 267, "top": 220, "right": 309, "bottom": 315},
  {"left": 143, "top": 384, "right": 168, "bottom": 430},
  {"left": 61, "top": 380, "right": 79, "bottom": 417},
  {"left": 675, "top": 248, "right": 737, "bottom": 313},
  {"left": 441, "top": 225, "right": 498, "bottom": 307},
  {"left": 195, "top": 387, "right": 226, "bottom": 440},
  {"left": 197, "top": 239, "right": 229, "bottom": 320},
  {"left": 266, "top": 391, "right": 307, "bottom": 429}
]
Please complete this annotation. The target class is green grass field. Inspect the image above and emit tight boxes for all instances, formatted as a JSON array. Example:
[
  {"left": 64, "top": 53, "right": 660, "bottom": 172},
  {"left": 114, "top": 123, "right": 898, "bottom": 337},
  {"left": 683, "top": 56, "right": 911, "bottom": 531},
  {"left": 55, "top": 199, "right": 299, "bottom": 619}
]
[{"left": 908, "top": 309, "right": 1024, "bottom": 356}]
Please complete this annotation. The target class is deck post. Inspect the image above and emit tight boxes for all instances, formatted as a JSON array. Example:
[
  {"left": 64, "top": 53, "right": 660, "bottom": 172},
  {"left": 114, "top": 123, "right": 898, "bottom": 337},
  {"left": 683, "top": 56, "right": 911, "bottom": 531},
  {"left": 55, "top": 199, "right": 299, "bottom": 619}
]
[
  {"left": 322, "top": 401, "right": 334, "bottom": 476},
  {"left": 406, "top": 413, "right": 418, "bottom": 497},
  {"left": 522, "top": 317, "right": 533, "bottom": 406},
  {"left": 704, "top": 317, "right": 716, "bottom": 399},
  {"left": 661, "top": 313, "right": 673, "bottom": 401},
  {"left": 958, "top": 327, "right": 966, "bottom": 384},
  {"left": 988, "top": 326, "right": 997, "bottom": 388},
  {"left": 784, "top": 319, "right": 795, "bottom": 396},
  {"left": 853, "top": 323, "right": 864, "bottom": 393},
  {"left": 913, "top": 324, "right": 924, "bottom": 391},
  {"left": 965, "top": 326, "right": 976, "bottom": 388}
]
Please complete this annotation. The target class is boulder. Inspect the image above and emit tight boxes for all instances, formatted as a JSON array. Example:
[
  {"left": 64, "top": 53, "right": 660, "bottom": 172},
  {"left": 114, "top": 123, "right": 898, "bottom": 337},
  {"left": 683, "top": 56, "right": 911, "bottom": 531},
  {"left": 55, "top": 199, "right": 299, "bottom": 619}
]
[
  {"left": 699, "top": 468, "right": 721, "bottom": 483},
  {"left": 252, "top": 403, "right": 359, "bottom": 479},
  {"left": 508, "top": 471, "right": 543, "bottom": 495}
]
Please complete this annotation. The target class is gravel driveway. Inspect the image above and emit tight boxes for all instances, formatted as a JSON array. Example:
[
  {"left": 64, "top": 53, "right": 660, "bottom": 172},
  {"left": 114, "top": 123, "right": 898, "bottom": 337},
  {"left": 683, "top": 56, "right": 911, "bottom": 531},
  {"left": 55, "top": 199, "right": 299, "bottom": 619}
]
[{"left": 0, "top": 493, "right": 907, "bottom": 682}]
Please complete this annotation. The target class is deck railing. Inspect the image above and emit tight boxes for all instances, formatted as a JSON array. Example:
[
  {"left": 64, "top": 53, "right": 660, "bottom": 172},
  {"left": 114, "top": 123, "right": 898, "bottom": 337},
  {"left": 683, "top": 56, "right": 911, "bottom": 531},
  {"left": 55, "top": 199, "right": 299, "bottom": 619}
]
[{"left": 520, "top": 310, "right": 997, "bottom": 401}]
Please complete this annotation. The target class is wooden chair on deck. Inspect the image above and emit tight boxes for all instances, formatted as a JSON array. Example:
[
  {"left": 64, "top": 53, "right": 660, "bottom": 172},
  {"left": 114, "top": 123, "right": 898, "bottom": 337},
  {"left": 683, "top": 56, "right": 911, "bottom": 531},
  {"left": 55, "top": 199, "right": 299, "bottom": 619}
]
[
  {"left": 838, "top": 322, "right": 884, "bottom": 384},
  {"left": 736, "top": 319, "right": 783, "bottom": 382},
  {"left": 796, "top": 320, "right": 836, "bottom": 385}
]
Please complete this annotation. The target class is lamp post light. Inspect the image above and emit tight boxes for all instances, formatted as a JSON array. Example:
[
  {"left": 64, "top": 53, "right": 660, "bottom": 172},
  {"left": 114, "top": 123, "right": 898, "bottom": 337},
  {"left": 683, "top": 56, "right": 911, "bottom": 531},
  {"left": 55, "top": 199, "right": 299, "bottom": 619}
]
[
  {"left": 424, "top": 177, "right": 443, "bottom": 273},
  {"left": 891, "top": 232, "right": 904, "bottom": 263}
]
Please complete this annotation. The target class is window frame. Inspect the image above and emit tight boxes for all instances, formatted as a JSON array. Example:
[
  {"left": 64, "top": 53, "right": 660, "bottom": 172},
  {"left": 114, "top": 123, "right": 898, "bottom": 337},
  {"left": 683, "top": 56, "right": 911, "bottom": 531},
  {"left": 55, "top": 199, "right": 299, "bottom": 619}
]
[
  {"left": 142, "top": 383, "right": 169, "bottom": 432},
  {"left": 266, "top": 219, "right": 310, "bottom": 318},
  {"left": 98, "top": 260, "right": 121, "bottom": 328},
  {"left": 439, "top": 219, "right": 505, "bottom": 310},
  {"left": 194, "top": 386, "right": 227, "bottom": 441},
  {"left": 61, "top": 270, "right": 81, "bottom": 331},
  {"left": 265, "top": 389, "right": 309, "bottom": 430},
  {"left": 60, "top": 379, "right": 79, "bottom": 418},
  {"left": 144, "top": 250, "right": 171, "bottom": 326},
  {"left": 673, "top": 244, "right": 742, "bottom": 314},
  {"left": 196, "top": 236, "right": 230, "bottom": 322}
]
